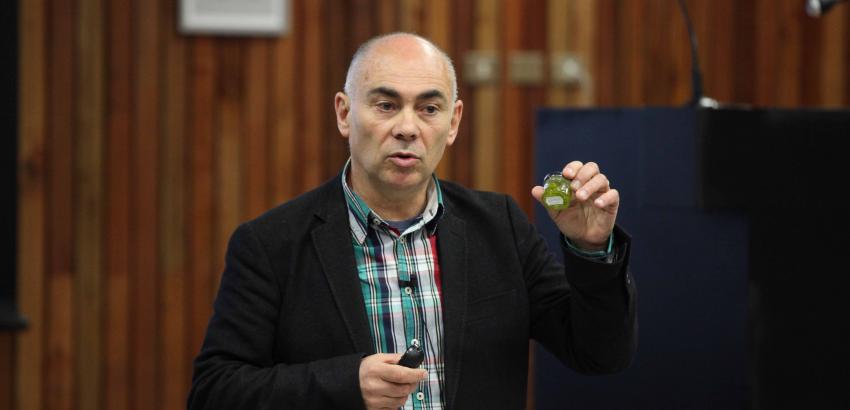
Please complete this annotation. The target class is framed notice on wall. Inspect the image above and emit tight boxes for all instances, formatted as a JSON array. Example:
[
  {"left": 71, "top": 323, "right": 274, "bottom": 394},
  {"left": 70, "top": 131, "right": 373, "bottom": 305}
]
[{"left": 179, "top": 0, "right": 289, "bottom": 36}]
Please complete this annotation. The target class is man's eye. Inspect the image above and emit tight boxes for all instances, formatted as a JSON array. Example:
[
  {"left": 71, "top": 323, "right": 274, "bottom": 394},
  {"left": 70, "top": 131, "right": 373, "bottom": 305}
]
[
  {"left": 423, "top": 105, "right": 439, "bottom": 114},
  {"left": 377, "top": 102, "right": 394, "bottom": 111}
]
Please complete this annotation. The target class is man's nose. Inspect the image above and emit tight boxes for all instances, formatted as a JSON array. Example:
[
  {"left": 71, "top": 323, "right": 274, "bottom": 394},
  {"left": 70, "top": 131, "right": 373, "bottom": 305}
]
[{"left": 392, "top": 108, "right": 419, "bottom": 141}]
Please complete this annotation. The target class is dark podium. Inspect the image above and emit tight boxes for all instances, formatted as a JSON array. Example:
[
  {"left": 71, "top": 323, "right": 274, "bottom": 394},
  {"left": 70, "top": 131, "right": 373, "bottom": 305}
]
[{"left": 532, "top": 106, "right": 850, "bottom": 410}]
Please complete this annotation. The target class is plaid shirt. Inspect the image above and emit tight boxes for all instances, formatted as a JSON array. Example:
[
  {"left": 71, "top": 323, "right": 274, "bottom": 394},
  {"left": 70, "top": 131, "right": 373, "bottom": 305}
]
[{"left": 342, "top": 163, "right": 446, "bottom": 410}]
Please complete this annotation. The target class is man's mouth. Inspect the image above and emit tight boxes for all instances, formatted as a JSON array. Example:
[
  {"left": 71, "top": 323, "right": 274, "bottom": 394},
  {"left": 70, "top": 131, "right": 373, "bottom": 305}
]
[{"left": 388, "top": 152, "right": 420, "bottom": 167}]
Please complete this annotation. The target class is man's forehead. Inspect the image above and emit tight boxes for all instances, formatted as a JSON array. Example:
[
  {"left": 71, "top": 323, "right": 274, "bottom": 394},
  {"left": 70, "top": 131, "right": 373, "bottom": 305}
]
[{"left": 357, "top": 48, "right": 451, "bottom": 95}]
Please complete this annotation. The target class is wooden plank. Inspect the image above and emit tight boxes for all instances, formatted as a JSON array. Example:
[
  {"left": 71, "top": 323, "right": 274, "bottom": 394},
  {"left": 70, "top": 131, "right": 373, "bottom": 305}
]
[
  {"left": 324, "top": 1, "right": 350, "bottom": 178},
  {"left": 472, "top": 0, "right": 500, "bottom": 192},
  {"left": 213, "top": 40, "right": 242, "bottom": 297},
  {"left": 104, "top": 0, "right": 132, "bottom": 408},
  {"left": 800, "top": 3, "right": 824, "bottom": 106},
  {"left": 500, "top": 0, "right": 523, "bottom": 199},
  {"left": 546, "top": 0, "right": 569, "bottom": 106},
  {"left": 188, "top": 37, "right": 215, "bottom": 360},
  {"left": 670, "top": 0, "right": 692, "bottom": 104},
  {"left": 424, "top": 0, "right": 454, "bottom": 181},
  {"left": 351, "top": 0, "right": 375, "bottom": 47},
  {"left": 300, "top": 0, "right": 324, "bottom": 190},
  {"left": 515, "top": 0, "right": 546, "bottom": 213},
  {"left": 754, "top": 0, "right": 778, "bottom": 105},
  {"left": 377, "top": 0, "right": 397, "bottom": 33},
  {"left": 242, "top": 41, "right": 269, "bottom": 219},
  {"left": 706, "top": 0, "right": 736, "bottom": 102},
  {"left": 450, "top": 0, "right": 474, "bottom": 186},
  {"left": 400, "top": 0, "right": 421, "bottom": 32},
  {"left": 621, "top": 0, "right": 645, "bottom": 105},
  {"left": 732, "top": 0, "right": 756, "bottom": 103},
  {"left": 16, "top": 0, "right": 47, "bottom": 407},
  {"left": 641, "top": 0, "right": 670, "bottom": 105},
  {"left": 132, "top": 0, "right": 161, "bottom": 407},
  {"left": 46, "top": 0, "right": 76, "bottom": 407},
  {"left": 776, "top": 0, "right": 803, "bottom": 106},
  {"left": 269, "top": 36, "right": 296, "bottom": 205},
  {"left": 159, "top": 1, "right": 188, "bottom": 408},
  {"left": 594, "top": 1, "right": 616, "bottom": 105},
  {"left": 75, "top": 0, "right": 105, "bottom": 407},
  {"left": 0, "top": 333, "right": 11, "bottom": 409},
  {"left": 817, "top": 2, "right": 846, "bottom": 106},
  {"left": 571, "top": 0, "right": 596, "bottom": 107}
]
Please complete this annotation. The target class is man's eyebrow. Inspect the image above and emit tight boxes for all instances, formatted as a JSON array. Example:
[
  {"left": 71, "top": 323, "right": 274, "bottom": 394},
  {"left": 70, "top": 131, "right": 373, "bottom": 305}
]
[
  {"left": 367, "top": 87, "right": 401, "bottom": 99},
  {"left": 417, "top": 89, "right": 447, "bottom": 102}
]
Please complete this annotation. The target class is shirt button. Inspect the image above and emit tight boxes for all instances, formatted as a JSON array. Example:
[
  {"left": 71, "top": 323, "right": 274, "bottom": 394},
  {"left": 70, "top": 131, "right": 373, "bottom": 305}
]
[
  {"left": 404, "top": 287, "right": 412, "bottom": 295},
  {"left": 416, "top": 392, "right": 425, "bottom": 401}
]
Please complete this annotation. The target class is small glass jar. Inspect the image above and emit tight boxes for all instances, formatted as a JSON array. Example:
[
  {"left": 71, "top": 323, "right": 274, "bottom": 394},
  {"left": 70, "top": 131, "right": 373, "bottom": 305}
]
[{"left": 541, "top": 172, "right": 572, "bottom": 211}]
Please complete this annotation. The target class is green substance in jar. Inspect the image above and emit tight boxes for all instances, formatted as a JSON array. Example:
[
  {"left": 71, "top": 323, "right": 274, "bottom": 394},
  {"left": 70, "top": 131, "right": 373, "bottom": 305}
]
[{"left": 541, "top": 173, "right": 572, "bottom": 211}]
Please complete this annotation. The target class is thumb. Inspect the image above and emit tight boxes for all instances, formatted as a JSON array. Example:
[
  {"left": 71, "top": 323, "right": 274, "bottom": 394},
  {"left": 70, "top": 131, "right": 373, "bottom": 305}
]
[{"left": 530, "top": 186, "right": 545, "bottom": 203}]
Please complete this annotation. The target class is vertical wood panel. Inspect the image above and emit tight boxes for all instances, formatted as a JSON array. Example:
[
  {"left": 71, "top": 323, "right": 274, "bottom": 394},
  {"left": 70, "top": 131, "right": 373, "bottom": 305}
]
[
  {"left": 187, "top": 38, "right": 216, "bottom": 361},
  {"left": 546, "top": 0, "right": 569, "bottom": 106},
  {"left": 324, "top": 2, "right": 350, "bottom": 178},
  {"left": 450, "top": 0, "right": 474, "bottom": 187},
  {"left": 46, "top": 0, "right": 76, "bottom": 407},
  {"left": 300, "top": 0, "right": 324, "bottom": 189},
  {"left": 75, "top": 0, "right": 105, "bottom": 407},
  {"left": 269, "top": 35, "right": 297, "bottom": 205},
  {"left": 472, "top": 0, "right": 500, "bottom": 191},
  {"left": 243, "top": 41, "right": 270, "bottom": 219},
  {"left": 15, "top": 0, "right": 47, "bottom": 407},
  {"left": 776, "top": 0, "right": 804, "bottom": 106},
  {"left": 104, "top": 0, "right": 132, "bottom": 407},
  {"left": 501, "top": 0, "right": 524, "bottom": 202},
  {"left": 159, "top": 1, "right": 188, "bottom": 408},
  {"left": 213, "top": 40, "right": 242, "bottom": 298},
  {"left": 818, "top": 4, "right": 846, "bottom": 106},
  {"left": 131, "top": 0, "right": 160, "bottom": 407},
  {"left": 424, "top": 0, "right": 454, "bottom": 181},
  {"left": 594, "top": 0, "right": 616, "bottom": 105},
  {"left": 0, "top": 333, "right": 12, "bottom": 409}
]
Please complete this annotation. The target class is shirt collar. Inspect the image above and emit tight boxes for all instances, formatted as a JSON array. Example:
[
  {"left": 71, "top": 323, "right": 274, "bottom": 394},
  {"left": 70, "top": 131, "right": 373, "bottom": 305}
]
[{"left": 341, "top": 158, "right": 444, "bottom": 244}]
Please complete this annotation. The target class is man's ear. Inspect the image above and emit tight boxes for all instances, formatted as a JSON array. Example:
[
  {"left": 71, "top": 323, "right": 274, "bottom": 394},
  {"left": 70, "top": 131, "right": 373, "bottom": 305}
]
[
  {"left": 446, "top": 99, "right": 463, "bottom": 146},
  {"left": 334, "top": 92, "right": 351, "bottom": 138}
]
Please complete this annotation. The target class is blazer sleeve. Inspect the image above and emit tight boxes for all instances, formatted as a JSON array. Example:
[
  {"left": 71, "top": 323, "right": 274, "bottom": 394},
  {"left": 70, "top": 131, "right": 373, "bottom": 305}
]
[
  {"left": 187, "top": 223, "right": 366, "bottom": 410},
  {"left": 506, "top": 196, "right": 637, "bottom": 374}
]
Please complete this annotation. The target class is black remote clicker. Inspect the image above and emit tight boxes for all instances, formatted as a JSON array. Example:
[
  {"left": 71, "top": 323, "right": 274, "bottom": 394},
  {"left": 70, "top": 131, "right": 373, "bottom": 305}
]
[{"left": 397, "top": 341, "right": 424, "bottom": 368}]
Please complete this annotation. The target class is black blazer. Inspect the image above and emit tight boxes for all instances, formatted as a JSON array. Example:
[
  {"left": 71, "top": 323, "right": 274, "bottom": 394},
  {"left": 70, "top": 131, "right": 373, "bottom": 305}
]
[{"left": 188, "top": 175, "right": 637, "bottom": 409}]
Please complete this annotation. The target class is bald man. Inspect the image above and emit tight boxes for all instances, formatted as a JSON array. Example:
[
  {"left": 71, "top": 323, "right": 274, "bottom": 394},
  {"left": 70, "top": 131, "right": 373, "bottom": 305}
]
[{"left": 189, "top": 33, "right": 636, "bottom": 410}]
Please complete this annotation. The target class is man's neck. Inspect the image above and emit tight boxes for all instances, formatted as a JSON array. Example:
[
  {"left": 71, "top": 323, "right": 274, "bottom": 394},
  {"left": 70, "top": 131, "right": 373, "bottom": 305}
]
[{"left": 349, "top": 171, "right": 430, "bottom": 221}]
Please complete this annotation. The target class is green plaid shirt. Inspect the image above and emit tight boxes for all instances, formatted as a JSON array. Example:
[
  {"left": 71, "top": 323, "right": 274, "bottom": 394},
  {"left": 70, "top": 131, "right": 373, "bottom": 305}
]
[{"left": 342, "top": 162, "right": 447, "bottom": 410}]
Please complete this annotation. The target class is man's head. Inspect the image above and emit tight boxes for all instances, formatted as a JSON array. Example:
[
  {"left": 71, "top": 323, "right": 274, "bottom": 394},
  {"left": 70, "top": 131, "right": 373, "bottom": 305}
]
[{"left": 335, "top": 33, "right": 464, "bottom": 206}]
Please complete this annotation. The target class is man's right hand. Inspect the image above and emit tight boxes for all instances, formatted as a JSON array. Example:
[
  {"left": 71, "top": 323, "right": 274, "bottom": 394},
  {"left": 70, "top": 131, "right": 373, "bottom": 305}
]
[{"left": 359, "top": 353, "right": 428, "bottom": 410}]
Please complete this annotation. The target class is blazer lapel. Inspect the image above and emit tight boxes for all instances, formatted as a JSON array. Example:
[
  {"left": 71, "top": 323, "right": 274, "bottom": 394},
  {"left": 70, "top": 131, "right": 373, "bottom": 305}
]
[
  {"left": 437, "top": 211, "right": 468, "bottom": 409},
  {"left": 311, "top": 182, "right": 374, "bottom": 355}
]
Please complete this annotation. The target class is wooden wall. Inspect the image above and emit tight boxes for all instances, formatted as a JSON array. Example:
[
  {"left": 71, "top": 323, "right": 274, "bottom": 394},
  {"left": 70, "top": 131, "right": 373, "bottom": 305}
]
[{"left": 5, "top": 0, "right": 849, "bottom": 409}]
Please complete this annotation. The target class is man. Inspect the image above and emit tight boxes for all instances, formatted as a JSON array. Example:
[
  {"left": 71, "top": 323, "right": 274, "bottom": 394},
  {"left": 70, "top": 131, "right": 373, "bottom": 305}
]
[{"left": 189, "top": 33, "right": 636, "bottom": 410}]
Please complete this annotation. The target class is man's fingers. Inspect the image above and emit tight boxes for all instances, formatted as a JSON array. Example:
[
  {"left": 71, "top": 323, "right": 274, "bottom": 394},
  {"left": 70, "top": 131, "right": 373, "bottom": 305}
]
[
  {"left": 530, "top": 186, "right": 545, "bottom": 202},
  {"left": 376, "top": 353, "right": 404, "bottom": 364},
  {"left": 562, "top": 161, "right": 583, "bottom": 179},
  {"left": 380, "top": 363, "right": 428, "bottom": 384},
  {"left": 574, "top": 173, "right": 609, "bottom": 201},
  {"left": 593, "top": 189, "right": 619, "bottom": 210}
]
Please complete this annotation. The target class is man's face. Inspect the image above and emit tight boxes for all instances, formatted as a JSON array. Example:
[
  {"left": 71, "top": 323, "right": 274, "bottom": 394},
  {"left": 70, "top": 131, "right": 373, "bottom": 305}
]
[{"left": 335, "top": 38, "right": 463, "bottom": 198}]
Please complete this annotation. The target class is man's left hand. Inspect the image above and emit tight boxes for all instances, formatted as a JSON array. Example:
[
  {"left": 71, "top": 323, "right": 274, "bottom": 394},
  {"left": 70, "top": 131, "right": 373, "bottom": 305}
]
[{"left": 531, "top": 161, "right": 619, "bottom": 251}]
